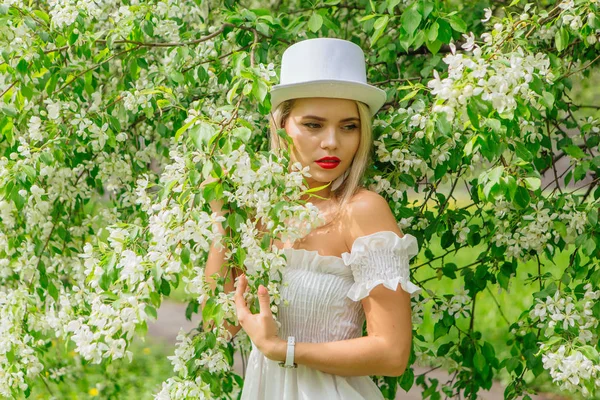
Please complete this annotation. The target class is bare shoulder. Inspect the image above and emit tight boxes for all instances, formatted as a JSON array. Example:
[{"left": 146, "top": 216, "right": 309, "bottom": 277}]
[
  {"left": 342, "top": 189, "right": 404, "bottom": 248},
  {"left": 347, "top": 188, "right": 391, "bottom": 214}
]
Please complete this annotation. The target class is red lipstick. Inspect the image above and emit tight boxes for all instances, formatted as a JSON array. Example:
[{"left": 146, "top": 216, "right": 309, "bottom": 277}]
[{"left": 315, "top": 156, "right": 341, "bottom": 169}]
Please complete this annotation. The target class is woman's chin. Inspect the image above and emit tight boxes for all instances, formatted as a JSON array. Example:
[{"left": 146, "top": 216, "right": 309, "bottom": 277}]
[{"left": 307, "top": 172, "right": 336, "bottom": 184}]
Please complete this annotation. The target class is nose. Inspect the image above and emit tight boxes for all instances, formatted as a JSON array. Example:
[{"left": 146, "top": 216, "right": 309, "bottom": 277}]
[{"left": 320, "top": 126, "right": 339, "bottom": 150}]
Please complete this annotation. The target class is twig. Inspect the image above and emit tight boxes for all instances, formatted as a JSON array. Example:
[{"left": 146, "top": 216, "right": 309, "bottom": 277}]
[
  {"left": 438, "top": 168, "right": 463, "bottom": 215},
  {"left": 40, "top": 375, "right": 55, "bottom": 397},
  {"left": 412, "top": 243, "right": 469, "bottom": 271},
  {"left": 485, "top": 286, "right": 510, "bottom": 325},
  {"left": 561, "top": 54, "right": 600, "bottom": 79},
  {"left": 547, "top": 120, "right": 562, "bottom": 194},
  {"left": 535, "top": 253, "right": 543, "bottom": 292},
  {"left": 418, "top": 259, "right": 487, "bottom": 285},
  {"left": 287, "top": 4, "right": 366, "bottom": 15},
  {"left": 182, "top": 44, "right": 252, "bottom": 73},
  {"left": 96, "top": 24, "right": 230, "bottom": 48},
  {"left": 0, "top": 81, "right": 17, "bottom": 98},
  {"left": 53, "top": 45, "right": 141, "bottom": 95},
  {"left": 417, "top": 365, "right": 441, "bottom": 377},
  {"left": 372, "top": 76, "right": 422, "bottom": 85},
  {"left": 250, "top": 29, "right": 258, "bottom": 68},
  {"left": 469, "top": 293, "right": 476, "bottom": 332},
  {"left": 44, "top": 45, "right": 70, "bottom": 54}
]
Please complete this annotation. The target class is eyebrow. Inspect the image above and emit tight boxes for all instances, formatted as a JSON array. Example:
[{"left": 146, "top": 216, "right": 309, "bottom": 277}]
[{"left": 301, "top": 115, "right": 360, "bottom": 122}]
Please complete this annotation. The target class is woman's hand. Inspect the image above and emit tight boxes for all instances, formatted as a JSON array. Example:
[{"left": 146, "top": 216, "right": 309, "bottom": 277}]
[{"left": 234, "top": 274, "right": 286, "bottom": 361}]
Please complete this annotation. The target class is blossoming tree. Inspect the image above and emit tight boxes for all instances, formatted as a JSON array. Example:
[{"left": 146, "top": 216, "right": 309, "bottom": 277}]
[{"left": 1, "top": 0, "right": 599, "bottom": 398}]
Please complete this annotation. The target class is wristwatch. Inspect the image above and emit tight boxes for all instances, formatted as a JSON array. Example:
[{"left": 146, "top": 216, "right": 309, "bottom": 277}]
[{"left": 278, "top": 336, "right": 298, "bottom": 368}]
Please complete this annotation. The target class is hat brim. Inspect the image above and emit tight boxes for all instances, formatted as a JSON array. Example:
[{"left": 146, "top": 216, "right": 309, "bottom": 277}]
[{"left": 269, "top": 80, "right": 387, "bottom": 118}]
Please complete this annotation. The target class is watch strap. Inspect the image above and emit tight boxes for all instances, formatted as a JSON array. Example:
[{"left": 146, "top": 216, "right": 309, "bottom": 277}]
[{"left": 278, "top": 336, "right": 298, "bottom": 368}]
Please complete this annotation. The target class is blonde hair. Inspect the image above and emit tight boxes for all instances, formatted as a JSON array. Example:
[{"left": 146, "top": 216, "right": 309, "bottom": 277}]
[{"left": 267, "top": 98, "right": 373, "bottom": 221}]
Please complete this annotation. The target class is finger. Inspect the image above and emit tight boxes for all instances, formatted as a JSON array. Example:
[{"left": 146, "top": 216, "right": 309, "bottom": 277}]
[
  {"left": 257, "top": 284, "right": 272, "bottom": 316},
  {"left": 234, "top": 274, "right": 249, "bottom": 317}
]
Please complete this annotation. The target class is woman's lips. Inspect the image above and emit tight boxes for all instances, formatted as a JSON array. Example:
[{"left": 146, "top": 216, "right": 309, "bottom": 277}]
[{"left": 315, "top": 160, "right": 340, "bottom": 169}]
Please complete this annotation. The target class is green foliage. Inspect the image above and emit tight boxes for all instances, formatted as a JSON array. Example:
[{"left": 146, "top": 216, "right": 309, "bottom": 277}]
[{"left": 1, "top": 0, "right": 600, "bottom": 399}]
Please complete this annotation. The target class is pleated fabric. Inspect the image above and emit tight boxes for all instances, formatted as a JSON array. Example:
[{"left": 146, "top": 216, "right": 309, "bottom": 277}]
[{"left": 240, "top": 231, "right": 420, "bottom": 400}]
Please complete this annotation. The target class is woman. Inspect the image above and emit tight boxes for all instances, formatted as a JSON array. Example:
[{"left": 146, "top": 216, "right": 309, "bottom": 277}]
[{"left": 208, "top": 38, "right": 421, "bottom": 399}]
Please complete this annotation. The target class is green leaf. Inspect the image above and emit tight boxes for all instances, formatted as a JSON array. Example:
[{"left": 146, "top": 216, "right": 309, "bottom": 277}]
[
  {"left": 513, "top": 185, "right": 530, "bottom": 209},
  {"left": 515, "top": 142, "right": 533, "bottom": 161},
  {"left": 474, "top": 350, "right": 486, "bottom": 373},
  {"left": 175, "top": 119, "right": 195, "bottom": 141},
  {"left": 436, "top": 114, "right": 451, "bottom": 135},
  {"left": 593, "top": 301, "right": 600, "bottom": 319},
  {"left": 189, "top": 122, "right": 215, "bottom": 149},
  {"left": 160, "top": 278, "right": 171, "bottom": 296},
  {"left": 412, "top": 30, "right": 426, "bottom": 49},
  {"left": 232, "top": 126, "right": 252, "bottom": 143},
  {"left": 400, "top": 89, "right": 419, "bottom": 102},
  {"left": 398, "top": 30, "right": 415, "bottom": 52},
  {"left": 464, "top": 136, "right": 477, "bottom": 156},
  {"left": 308, "top": 13, "right": 323, "bottom": 33},
  {"left": 181, "top": 246, "right": 191, "bottom": 265},
  {"left": 563, "top": 145, "right": 586, "bottom": 159},
  {"left": 448, "top": 16, "right": 467, "bottom": 33},
  {"left": 387, "top": 0, "right": 401, "bottom": 14},
  {"left": 485, "top": 118, "right": 502, "bottom": 133},
  {"left": 554, "top": 220, "right": 567, "bottom": 238},
  {"left": 583, "top": 236, "right": 596, "bottom": 256},
  {"left": 436, "top": 19, "right": 453, "bottom": 43},
  {"left": 371, "top": 15, "right": 390, "bottom": 47},
  {"left": 541, "top": 91, "right": 554, "bottom": 110},
  {"left": 358, "top": 14, "right": 377, "bottom": 22},
  {"left": 588, "top": 208, "right": 598, "bottom": 226},
  {"left": 523, "top": 177, "right": 540, "bottom": 191},
  {"left": 399, "top": 367, "right": 414, "bottom": 391},
  {"left": 252, "top": 79, "right": 269, "bottom": 103},
  {"left": 441, "top": 231, "right": 454, "bottom": 249},
  {"left": 256, "top": 22, "right": 270, "bottom": 36},
  {"left": 16, "top": 59, "right": 28, "bottom": 75},
  {"left": 146, "top": 305, "right": 158, "bottom": 320},
  {"left": 434, "top": 322, "right": 450, "bottom": 341},
  {"left": 425, "top": 39, "right": 442, "bottom": 55},
  {"left": 401, "top": 8, "right": 421, "bottom": 36},
  {"left": 427, "top": 21, "right": 439, "bottom": 42},
  {"left": 143, "top": 20, "right": 154, "bottom": 37},
  {"left": 466, "top": 101, "right": 479, "bottom": 129},
  {"left": 505, "top": 175, "right": 517, "bottom": 201},
  {"left": 33, "top": 10, "right": 50, "bottom": 24},
  {"left": 185, "top": 300, "right": 198, "bottom": 321},
  {"left": 417, "top": 2, "right": 434, "bottom": 19},
  {"left": 202, "top": 297, "right": 224, "bottom": 326},
  {"left": 555, "top": 27, "right": 569, "bottom": 52},
  {"left": 488, "top": 166, "right": 504, "bottom": 185},
  {"left": 442, "top": 263, "right": 457, "bottom": 279},
  {"left": 226, "top": 80, "right": 241, "bottom": 104},
  {"left": 1, "top": 106, "right": 18, "bottom": 117},
  {"left": 169, "top": 71, "right": 184, "bottom": 84}
]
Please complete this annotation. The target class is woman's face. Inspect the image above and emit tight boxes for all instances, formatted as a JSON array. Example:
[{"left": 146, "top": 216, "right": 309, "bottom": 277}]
[{"left": 283, "top": 97, "right": 361, "bottom": 187}]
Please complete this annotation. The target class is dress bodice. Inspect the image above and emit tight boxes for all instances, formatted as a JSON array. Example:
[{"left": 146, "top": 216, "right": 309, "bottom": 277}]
[
  {"left": 278, "top": 248, "right": 364, "bottom": 343},
  {"left": 276, "top": 231, "right": 420, "bottom": 344}
]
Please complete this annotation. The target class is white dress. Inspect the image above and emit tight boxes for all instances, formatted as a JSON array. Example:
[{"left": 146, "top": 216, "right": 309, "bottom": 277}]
[{"left": 240, "top": 231, "right": 421, "bottom": 400}]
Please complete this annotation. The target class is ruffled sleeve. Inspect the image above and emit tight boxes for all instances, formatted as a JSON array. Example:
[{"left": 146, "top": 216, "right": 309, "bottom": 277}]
[{"left": 341, "top": 231, "right": 421, "bottom": 302}]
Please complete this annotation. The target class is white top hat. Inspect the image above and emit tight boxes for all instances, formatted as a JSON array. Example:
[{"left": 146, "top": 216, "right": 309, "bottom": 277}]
[{"left": 270, "top": 38, "right": 387, "bottom": 117}]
